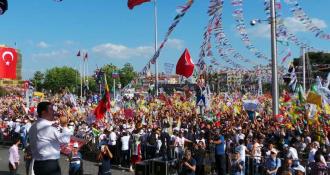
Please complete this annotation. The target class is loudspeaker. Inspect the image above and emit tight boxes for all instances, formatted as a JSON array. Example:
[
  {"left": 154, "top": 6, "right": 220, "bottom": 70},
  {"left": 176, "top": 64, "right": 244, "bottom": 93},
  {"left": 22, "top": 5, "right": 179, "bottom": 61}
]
[
  {"left": 135, "top": 161, "right": 150, "bottom": 175},
  {"left": 150, "top": 159, "right": 177, "bottom": 175}
]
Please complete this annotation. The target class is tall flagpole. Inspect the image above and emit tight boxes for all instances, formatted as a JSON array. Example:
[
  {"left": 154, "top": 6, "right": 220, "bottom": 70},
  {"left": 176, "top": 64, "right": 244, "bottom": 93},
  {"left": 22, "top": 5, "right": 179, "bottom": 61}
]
[
  {"left": 270, "top": 0, "right": 279, "bottom": 117},
  {"left": 80, "top": 62, "right": 83, "bottom": 99},
  {"left": 301, "top": 47, "right": 306, "bottom": 93},
  {"left": 154, "top": 0, "right": 159, "bottom": 96},
  {"left": 83, "top": 55, "right": 86, "bottom": 97}
]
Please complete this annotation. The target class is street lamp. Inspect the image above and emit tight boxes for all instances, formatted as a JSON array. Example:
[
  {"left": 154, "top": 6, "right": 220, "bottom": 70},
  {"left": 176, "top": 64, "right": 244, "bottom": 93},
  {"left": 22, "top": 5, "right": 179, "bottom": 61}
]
[
  {"left": 250, "top": 0, "right": 279, "bottom": 117},
  {"left": 250, "top": 19, "right": 269, "bottom": 26}
]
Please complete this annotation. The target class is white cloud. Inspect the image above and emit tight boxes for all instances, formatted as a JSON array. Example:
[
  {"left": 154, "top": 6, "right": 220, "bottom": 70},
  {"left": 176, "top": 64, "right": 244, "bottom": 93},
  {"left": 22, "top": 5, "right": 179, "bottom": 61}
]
[
  {"left": 64, "top": 40, "right": 77, "bottom": 46},
  {"left": 36, "top": 41, "right": 50, "bottom": 48},
  {"left": 92, "top": 43, "right": 154, "bottom": 59},
  {"left": 282, "top": 17, "right": 327, "bottom": 33},
  {"left": 32, "top": 49, "right": 70, "bottom": 59},
  {"left": 247, "top": 17, "right": 328, "bottom": 38},
  {"left": 166, "top": 38, "right": 184, "bottom": 50}
]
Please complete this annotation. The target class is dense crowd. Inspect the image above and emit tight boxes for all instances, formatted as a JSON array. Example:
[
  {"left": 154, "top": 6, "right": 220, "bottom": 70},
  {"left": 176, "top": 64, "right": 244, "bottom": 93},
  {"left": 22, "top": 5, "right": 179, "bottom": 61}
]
[{"left": 0, "top": 84, "right": 330, "bottom": 175}]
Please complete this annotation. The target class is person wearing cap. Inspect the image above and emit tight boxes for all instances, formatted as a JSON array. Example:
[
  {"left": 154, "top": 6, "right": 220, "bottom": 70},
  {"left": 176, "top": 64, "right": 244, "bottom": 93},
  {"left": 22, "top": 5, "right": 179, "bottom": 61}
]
[
  {"left": 68, "top": 142, "right": 83, "bottom": 175},
  {"left": 265, "top": 149, "right": 281, "bottom": 175},
  {"left": 293, "top": 165, "right": 305, "bottom": 175},
  {"left": 29, "top": 102, "right": 72, "bottom": 175}
]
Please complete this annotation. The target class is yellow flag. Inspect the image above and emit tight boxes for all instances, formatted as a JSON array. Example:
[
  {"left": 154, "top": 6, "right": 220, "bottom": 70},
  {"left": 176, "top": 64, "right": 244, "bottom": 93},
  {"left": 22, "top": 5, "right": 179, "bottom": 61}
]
[
  {"left": 306, "top": 92, "right": 322, "bottom": 107},
  {"left": 325, "top": 104, "right": 330, "bottom": 115}
]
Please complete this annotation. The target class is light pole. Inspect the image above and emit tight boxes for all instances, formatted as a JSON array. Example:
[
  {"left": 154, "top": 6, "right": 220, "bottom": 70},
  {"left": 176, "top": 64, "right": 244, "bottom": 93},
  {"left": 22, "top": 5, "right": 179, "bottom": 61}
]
[
  {"left": 251, "top": 0, "right": 279, "bottom": 117},
  {"left": 270, "top": 0, "right": 279, "bottom": 117}
]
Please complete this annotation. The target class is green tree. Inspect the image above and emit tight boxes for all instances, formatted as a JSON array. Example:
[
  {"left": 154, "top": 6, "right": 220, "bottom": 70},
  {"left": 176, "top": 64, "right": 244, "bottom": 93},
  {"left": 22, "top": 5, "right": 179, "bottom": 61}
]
[
  {"left": 99, "top": 63, "right": 137, "bottom": 93},
  {"left": 43, "top": 66, "right": 80, "bottom": 94},
  {"left": 30, "top": 71, "right": 44, "bottom": 91},
  {"left": 87, "top": 76, "right": 97, "bottom": 93},
  {"left": 119, "top": 63, "right": 137, "bottom": 88},
  {"left": 101, "top": 64, "right": 119, "bottom": 91}
]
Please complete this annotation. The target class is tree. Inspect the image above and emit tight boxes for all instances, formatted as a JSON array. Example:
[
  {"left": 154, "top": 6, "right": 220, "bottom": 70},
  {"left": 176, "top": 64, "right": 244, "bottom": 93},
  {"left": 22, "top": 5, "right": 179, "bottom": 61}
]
[
  {"left": 30, "top": 71, "right": 44, "bottom": 91},
  {"left": 87, "top": 76, "right": 97, "bottom": 94},
  {"left": 101, "top": 64, "right": 119, "bottom": 91},
  {"left": 43, "top": 66, "right": 80, "bottom": 94},
  {"left": 119, "top": 63, "right": 137, "bottom": 88}
]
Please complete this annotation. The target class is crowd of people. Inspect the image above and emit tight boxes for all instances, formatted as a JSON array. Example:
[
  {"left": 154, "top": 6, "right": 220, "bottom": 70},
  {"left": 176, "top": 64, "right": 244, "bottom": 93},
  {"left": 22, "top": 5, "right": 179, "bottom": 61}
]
[{"left": 0, "top": 81, "right": 330, "bottom": 175}]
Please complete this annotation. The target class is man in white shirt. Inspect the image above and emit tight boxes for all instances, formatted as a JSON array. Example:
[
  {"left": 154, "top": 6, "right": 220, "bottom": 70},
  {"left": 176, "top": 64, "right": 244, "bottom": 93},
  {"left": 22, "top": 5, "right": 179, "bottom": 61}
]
[
  {"left": 120, "top": 131, "right": 130, "bottom": 168},
  {"left": 108, "top": 129, "right": 118, "bottom": 164},
  {"left": 284, "top": 144, "right": 299, "bottom": 166},
  {"left": 29, "top": 102, "right": 72, "bottom": 175},
  {"left": 235, "top": 139, "right": 248, "bottom": 163}
]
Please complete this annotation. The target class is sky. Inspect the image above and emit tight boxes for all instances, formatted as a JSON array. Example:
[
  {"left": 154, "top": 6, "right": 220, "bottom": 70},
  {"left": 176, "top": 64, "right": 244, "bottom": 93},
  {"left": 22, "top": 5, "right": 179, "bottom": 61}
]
[{"left": 1, "top": 0, "right": 330, "bottom": 79}]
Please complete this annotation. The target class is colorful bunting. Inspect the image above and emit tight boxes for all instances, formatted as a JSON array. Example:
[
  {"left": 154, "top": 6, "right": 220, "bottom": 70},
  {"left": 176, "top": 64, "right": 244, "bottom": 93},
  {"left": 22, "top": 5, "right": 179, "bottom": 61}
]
[
  {"left": 285, "top": 0, "right": 330, "bottom": 41},
  {"left": 140, "top": 0, "right": 194, "bottom": 75},
  {"left": 231, "top": 0, "right": 269, "bottom": 61}
]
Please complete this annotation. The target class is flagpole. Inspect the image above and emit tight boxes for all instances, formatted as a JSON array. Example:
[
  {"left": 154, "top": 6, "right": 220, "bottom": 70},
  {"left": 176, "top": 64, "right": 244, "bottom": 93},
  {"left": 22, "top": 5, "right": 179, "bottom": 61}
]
[
  {"left": 301, "top": 47, "right": 306, "bottom": 93},
  {"left": 154, "top": 0, "right": 159, "bottom": 96},
  {"left": 83, "top": 55, "right": 86, "bottom": 97},
  {"left": 80, "top": 62, "right": 83, "bottom": 99},
  {"left": 270, "top": 0, "right": 279, "bottom": 117},
  {"left": 113, "top": 78, "right": 116, "bottom": 100},
  {"left": 87, "top": 56, "right": 89, "bottom": 89}
]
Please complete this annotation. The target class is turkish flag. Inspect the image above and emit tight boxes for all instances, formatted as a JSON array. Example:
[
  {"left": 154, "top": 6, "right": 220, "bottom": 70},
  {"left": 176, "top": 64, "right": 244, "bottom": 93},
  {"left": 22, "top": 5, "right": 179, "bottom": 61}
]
[
  {"left": 128, "top": 0, "right": 150, "bottom": 10},
  {"left": 176, "top": 48, "right": 194, "bottom": 78},
  {"left": 0, "top": 47, "right": 18, "bottom": 79}
]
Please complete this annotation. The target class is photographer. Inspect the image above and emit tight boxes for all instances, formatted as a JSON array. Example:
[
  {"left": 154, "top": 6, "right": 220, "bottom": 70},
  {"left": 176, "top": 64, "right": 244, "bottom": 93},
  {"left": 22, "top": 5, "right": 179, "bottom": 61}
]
[
  {"left": 180, "top": 150, "right": 196, "bottom": 175},
  {"left": 97, "top": 144, "right": 113, "bottom": 175}
]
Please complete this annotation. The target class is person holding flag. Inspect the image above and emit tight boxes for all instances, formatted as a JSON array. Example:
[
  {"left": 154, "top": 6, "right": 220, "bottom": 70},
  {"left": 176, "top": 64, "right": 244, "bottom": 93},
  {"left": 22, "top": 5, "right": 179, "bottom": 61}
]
[{"left": 94, "top": 75, "right": 111, "bottom": 121}]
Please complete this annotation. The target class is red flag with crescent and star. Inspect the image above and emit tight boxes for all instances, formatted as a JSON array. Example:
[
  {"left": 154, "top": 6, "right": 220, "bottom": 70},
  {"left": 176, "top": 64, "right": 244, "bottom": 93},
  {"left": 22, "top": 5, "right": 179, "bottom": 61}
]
[{"left": 0, "top": 47, "right": 18, "bottom": 79}]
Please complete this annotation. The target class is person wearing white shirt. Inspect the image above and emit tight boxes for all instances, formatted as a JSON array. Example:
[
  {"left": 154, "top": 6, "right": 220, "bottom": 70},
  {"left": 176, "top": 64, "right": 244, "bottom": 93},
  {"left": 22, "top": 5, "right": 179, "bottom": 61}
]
[
  {"left": 308, "top": 141, "right": 319, "bottom": 164},
  {"left": 235, "top": 139, "right": 249, "bottom": 163},
  {"left": 120, "top": 131, "right": 130, "bottom": 168},
  {"left": 284, "top": 144, "right": 299, "bottom": 166},
  {"left": 108, "top": 130, "right": 118, "bottom": 165},
  {"left": 8, "top": 138, "right": 20, "bottom": 175},
  {"left": 29, "top": 102, "right": 72, "bottom": 175}
]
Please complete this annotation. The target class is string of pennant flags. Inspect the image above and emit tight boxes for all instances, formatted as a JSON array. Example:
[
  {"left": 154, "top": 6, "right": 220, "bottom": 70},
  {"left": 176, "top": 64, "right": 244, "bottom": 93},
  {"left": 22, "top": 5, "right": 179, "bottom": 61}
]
[
  {"left": 285, "top": 0, "right": 330, "bottom": 41},
  {"left": 207, "top": 0, "right": 244, "bottom": 69},
  {"left": 263, "top": 0, "right": 317, "bottom": 52},
  {"left": 214, "top": 0, "right": 259, "bottom": 67},
  {"left": 231, "top": 0, "right": 270, "bottom": 62},
  {"left": 141, "top": 0, "right": 194, "bottom": 75},
  {"left": 198, "top": 0, "right": 217, "bottom": 66},
  {"left": 197, "top": 0, "right": 222, "bottom": 71}
]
